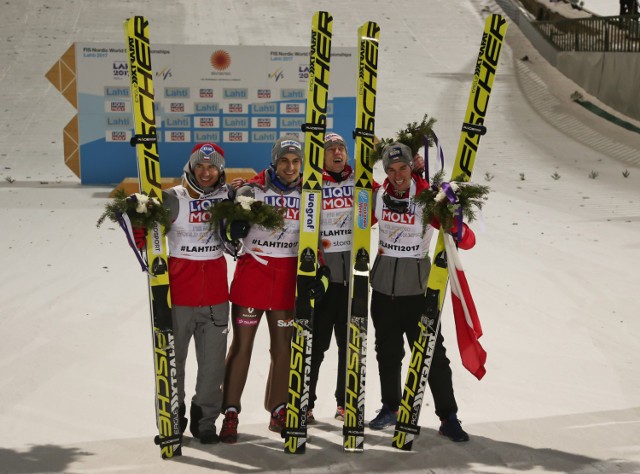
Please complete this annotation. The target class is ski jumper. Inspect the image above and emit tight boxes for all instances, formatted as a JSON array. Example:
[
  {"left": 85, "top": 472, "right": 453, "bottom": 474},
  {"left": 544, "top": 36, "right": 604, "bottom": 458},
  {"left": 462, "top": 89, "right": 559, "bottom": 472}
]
[
  {"left": 370, "top": 173, "right": 475, "bottom": 419},
  {"left": 164, "top": 183, "right": 231, "bottom": 433},
  {"left": 224, "top": 169, "right": 300, "bottom": 414}
]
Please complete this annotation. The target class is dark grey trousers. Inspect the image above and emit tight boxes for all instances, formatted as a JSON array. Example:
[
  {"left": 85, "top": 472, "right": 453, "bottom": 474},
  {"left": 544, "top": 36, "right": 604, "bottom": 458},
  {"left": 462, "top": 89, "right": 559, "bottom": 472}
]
[{"left": 173, "top": 302, "right": 229, "bottom": 431}]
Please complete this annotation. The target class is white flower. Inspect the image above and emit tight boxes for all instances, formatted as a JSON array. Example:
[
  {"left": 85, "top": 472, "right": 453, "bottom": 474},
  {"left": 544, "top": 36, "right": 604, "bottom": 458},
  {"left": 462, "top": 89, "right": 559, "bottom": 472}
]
[
  {"left": 236, "top": 195, "right": 255, "bottom": 211},
  {"left": 134, "top": 193, "right": 149, "bottom": 214},
  {"left": 435, "top": 189, "right": 447, "bottom": 203},
  {"left": 449, "top": 182, "right": 460, "bottom": 192}
]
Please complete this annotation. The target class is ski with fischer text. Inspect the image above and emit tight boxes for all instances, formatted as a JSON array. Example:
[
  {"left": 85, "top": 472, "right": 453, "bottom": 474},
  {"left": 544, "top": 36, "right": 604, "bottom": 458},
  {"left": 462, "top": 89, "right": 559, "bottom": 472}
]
[
  {"left": 392, "top": 13, "right": 508, "bottom": 451},
  {"left": 284, "top": 10, "right": 333, "bottom": 455},
  {"left": 343, "top": 20, "right": 380, "bottom": 453},
  {"left": 123, "top": 16, "right": 182, "bottom": 459}
]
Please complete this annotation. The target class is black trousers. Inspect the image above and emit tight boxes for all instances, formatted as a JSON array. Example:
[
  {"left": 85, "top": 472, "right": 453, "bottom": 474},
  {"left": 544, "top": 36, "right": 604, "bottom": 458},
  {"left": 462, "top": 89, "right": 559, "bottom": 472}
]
[
  {"left": 308, "top": 282, "right": 349, "bottom": 409},
  {"left": 370, "top": 290, "right": 458, "bottom": 419}
]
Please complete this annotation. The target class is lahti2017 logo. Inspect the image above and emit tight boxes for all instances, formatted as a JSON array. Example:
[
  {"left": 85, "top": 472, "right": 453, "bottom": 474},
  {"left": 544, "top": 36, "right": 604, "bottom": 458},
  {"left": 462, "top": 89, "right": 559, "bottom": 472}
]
[{"left": 210, "top": 50, "right": 231, "bottom": 71}]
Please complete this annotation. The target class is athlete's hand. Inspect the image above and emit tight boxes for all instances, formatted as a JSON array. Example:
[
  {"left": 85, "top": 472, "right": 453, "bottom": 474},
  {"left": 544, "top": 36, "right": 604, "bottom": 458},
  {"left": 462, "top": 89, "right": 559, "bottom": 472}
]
[
  {"left": 230, "top": 177, "right": 246, "bottom": 189},
  {"left": 307, "top": 266, "right": 331, "bottom": 301},
  {"left": 228, "top": 220, "right": 250, "bottom": 240},
  {"left": 413, "top": 154, "right": 425, "bottom": 174},
  {"left": 133, "top": 227, "right": 147, "bottom": 250}
]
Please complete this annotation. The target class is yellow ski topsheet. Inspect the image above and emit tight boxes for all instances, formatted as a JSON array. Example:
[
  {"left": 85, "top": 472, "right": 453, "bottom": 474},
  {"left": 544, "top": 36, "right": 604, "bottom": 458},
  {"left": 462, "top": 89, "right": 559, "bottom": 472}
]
[
  {"left": 123, "top": 16, "right": 180, "bottom": 459},
  {"left": 393, "top": 14, "right": 508, "bottom": 451},
  {"left": 343, "top": 20, "right": 379, "bottom": 453},
  {"left": 285, "top": 10, "right": 333, "bottom": 455}
]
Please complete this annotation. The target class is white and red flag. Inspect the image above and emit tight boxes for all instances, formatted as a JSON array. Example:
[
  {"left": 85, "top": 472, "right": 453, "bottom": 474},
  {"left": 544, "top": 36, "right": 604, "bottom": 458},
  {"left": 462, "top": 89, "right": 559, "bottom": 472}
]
[{"left": 443, "top": 231, "right": 486, "bottom": 380}]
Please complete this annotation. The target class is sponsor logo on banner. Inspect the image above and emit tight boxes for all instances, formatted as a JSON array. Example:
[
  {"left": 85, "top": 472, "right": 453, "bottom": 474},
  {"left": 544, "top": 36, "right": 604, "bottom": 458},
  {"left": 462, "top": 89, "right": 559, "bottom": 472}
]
[
  {"left": 251, "top": 131, "right": 278, "bottom": 143},
  {"left": 210, "top": 50, "right": 231, "bottom": 71},
  {"left": 105, "top": 115, "right": 130, "bottom": 127},
  {"left": 165, "top": 87, "right": 190, "bottom": 98},
  {"left": 282, "top": 103, "right": 303, "bottom": 114},
  {"left": 223, "top": 88, "right": 247, "bottom": 99},
  {"left": 104, "top": 86, "right": 129, "bottom": 97},
  {"left": 280, "top": 117, "right": 304, "bottom": 129},
  {"left": 276, "top": 131, "right": 303, "bottom": 141},
  {"left": 112, "top": 61, "right": 128, "bottom": 79},
  {"left": 223, "top": 117, "right": 248, "bottom": 128},
  {"left": 106, "top": 101, "right": 127, "bottom": 112},
  {"left": 195, "top": 102, "right": 219, "bottom": 113},
  {"left": 165, "top": 131, "right": 191, "bottom": 142},
  {"left": 170, "top": 102, "right": 185, "bottom": 113},
  {"left": 156, "top": 66, "right": 173, "bottom": 80},
  {"left": 200, "top": 88, "right": 214, "bottom": 98},
  {"left": 268, "top": 67, "right": 285, "bottom": 81},
  {"left": 164, "top": 116, "right": 191, "bottom": 128},
  {"left": 195, "top": 131, "right": 220, "bottom": 142},
  {"left": 224, "top": 131, "right": 247, "bottom": 143},
  {"left": 281, "top": 89, "right": 305, "bottom": 99},
  {"left": 228, "top": 103, "right": 243, "bottom": 113},
  {"left": 250, "top": 117, "right": 277, "bottom": 129},
  {"left": 106, "top": 130, "right": 130, "bottom": 142},
  {"left": 298, "top": 65, "right": 309, "bottom": 80},
  {"left": 257, "top": 89, "right": 271, "bottom": 99},
  {"left": 252, "top": 103, "right": 277, "bottom": 114},
  {"left": 196, "top": 116, "right": 217, "bottom": 128}
]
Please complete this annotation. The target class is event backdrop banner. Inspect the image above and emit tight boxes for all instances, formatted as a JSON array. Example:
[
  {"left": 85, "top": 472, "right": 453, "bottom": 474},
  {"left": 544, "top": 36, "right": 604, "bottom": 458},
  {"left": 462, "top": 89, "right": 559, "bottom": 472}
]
[{"left": 75, "top": 43, "right": 357, "bottom": 184}]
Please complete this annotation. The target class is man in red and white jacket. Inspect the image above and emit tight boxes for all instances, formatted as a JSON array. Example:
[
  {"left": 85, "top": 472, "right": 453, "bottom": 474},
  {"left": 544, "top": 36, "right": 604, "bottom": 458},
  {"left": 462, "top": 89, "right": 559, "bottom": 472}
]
[
  {"left": 368, "top": 142, "right": 475, "bottom": 442},
  {"left": 219, "top": 136, "right": 303, "bottom": 443},
  {"left": 134, "top": 143, "right": 233, "bottom": 444}
]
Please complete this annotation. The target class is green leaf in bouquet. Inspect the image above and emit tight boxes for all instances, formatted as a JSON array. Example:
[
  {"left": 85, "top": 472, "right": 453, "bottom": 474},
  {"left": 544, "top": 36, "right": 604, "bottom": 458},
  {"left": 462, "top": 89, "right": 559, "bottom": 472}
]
[
  {"left": 413, "top": 170, "right": 490, "bottom": 235},
  {"left": 97, "top": 189, "right": 172, "bottom": 233},
  {"left": 207, "top": 197, "right": 286, "bottom": 233}
]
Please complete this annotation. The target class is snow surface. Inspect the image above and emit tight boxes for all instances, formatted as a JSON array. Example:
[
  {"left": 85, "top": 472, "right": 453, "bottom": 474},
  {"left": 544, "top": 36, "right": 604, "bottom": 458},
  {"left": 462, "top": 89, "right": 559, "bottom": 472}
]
[{"left": 1, "top": 0, "right": 639, "bottom": 473}]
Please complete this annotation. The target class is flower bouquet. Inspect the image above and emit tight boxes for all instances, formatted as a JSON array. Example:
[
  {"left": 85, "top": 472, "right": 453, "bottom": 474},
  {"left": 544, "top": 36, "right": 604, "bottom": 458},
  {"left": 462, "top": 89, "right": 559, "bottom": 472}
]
[
  {"left": 370, "top": 113, "right": 438, "bottom": 163},
  {"left": 97, "top": 189, "right": 172, "bottom": 232},
  {"left": 207, "top": 195, "right": 285, "bottom": 233},
  {"left": 413, "top": 169, "right": 489, "bottom": 235}
]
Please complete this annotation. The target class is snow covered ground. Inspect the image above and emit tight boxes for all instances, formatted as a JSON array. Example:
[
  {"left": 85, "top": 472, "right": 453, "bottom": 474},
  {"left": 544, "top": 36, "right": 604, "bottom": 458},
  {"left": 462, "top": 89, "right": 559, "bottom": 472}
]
[
  {"left": 581, "top": 0, "right": 624, "bottom": 16},
  {"left": 1, "top": 0, "right": 639, "bottom": 473}
]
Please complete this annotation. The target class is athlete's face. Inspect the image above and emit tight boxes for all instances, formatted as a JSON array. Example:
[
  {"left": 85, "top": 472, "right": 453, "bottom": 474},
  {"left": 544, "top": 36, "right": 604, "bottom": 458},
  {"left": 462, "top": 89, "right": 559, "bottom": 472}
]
[
  {"left": 194, "top": 162, "right": 220, "bottom": 188},
  {"left": 324, "top": 144, "right": 347, "bottom": 174},
  {"left": 385, "top": 162, "right": 412, "bottom": 193},
  {"left": 274, "top": 153, "right": 302, "bottom": 185}
]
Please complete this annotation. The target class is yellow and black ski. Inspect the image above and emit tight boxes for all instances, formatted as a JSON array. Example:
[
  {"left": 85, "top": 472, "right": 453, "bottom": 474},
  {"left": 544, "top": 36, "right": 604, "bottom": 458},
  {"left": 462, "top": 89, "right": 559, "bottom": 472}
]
[
  {"left": 284, "top": 10, "right": 333, "bottom": 454},
  {"left": 343, "top": 20, "right": 379, "bottom": 453},
  {"left": 123, "top": 16, "right": 181, "bottom": 459},
  {"left": 392, "top": 13, "right": 508, "bottom": 451}
]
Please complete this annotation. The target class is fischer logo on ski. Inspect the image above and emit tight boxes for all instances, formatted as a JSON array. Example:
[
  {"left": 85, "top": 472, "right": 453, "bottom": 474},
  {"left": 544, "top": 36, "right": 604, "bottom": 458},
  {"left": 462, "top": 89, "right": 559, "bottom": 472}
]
[
  {"left": 284, "top": 10, "right": 332, "bottom": 455},
  {"left": 343, "top": 20, "right": 379, "bottom": 453},
  {"left": 123, "top": 16, "right": 182, "bottom": 459},
  {"left": 392, "top": 14, "right": 507, "bottom": 452}
]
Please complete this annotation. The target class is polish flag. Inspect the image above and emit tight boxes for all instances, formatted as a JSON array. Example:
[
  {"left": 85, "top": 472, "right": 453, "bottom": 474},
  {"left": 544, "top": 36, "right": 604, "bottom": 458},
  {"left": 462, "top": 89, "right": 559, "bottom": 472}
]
[{"left": 443, "top": 232, "right": 486, "bottom": 380}]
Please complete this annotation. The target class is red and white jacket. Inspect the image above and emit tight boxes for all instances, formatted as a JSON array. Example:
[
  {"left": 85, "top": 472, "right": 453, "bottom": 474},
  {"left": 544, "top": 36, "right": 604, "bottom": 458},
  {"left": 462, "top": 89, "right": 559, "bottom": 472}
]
[{"left": 164, "top": 184, "right": 231, "bottom": 307}]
